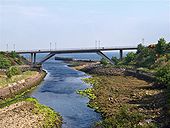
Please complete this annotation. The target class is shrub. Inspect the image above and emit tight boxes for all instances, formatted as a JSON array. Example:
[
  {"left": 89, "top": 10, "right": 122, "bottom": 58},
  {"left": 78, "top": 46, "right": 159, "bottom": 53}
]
[
  {"left": 0, "top": 57, "right": 11, "bottom": 69},
  {"left": 156, "top": 63, "right": 170, "bottom": 87},
  {"left": 6, "top": 66, "right": 22, "bottom": 78},
  {"left": 124, "top": 52, "right": 136, "bottom": 65},
  {"left": 10, "top": 51, "right": 18, "bottom": 58},
  {"left": 111, "top": 57, "right": 119, "bottom": 65},
  {"left": 100, "top": 58, "right": 108, "bottom": 66},
  {"left": 155, "top": 38, "right": 167, "bottom": 55}
]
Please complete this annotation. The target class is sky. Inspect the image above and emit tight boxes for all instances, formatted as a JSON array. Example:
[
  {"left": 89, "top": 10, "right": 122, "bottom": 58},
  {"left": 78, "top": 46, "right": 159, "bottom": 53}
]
[{"left": 0, "top": 0, "right": 170, "bottom": 51}]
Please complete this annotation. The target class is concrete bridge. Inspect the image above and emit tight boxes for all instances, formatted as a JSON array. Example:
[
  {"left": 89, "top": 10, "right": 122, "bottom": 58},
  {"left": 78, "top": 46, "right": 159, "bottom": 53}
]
[{"left": 14, "top": 47, "right": 137, "bottom": 65}]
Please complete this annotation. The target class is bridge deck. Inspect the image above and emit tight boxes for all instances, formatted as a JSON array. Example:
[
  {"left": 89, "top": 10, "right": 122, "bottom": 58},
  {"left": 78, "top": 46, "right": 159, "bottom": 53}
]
[{"left": 15, "top": 47, "right": 137, "bottom": 54}]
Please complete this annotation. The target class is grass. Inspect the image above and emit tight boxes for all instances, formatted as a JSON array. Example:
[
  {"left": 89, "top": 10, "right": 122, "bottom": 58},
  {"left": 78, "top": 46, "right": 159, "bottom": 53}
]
[
  {"left": 0, "top": 71, "right": 38, "bottom": 88},
  {"left": 76, "top": 88, "right": 96, "bottom": 100}
]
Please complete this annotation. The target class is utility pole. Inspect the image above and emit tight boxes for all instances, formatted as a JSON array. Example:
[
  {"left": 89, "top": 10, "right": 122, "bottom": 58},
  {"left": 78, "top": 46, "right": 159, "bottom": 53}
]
[
  {"left": 13, "top": 44, "right": 15, "bottom": 51},
  {"left": 55, "top": 42, "right": 56, "bottom": 49},
  {"left": 95, "top": 40, "right": 97, "bottom": 49},
  {"left": 142, "top": 38, "right": 145, "bottom": 45},
  {"left": 50, "top": 42, "right": 52, "bottom": 51},
  {"left": 98, "top": 40, "right": 101, "bottom": 49}
]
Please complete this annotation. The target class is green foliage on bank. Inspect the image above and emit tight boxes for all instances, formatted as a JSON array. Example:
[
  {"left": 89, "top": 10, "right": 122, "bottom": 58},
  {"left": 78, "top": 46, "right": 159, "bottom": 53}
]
[
  {"left": 0, "top": 52, "right": 26, "bottom": 69},
  {"left": 95, "top": 105, "right": 157, "bottom": 128},
  {"left": 100, "top": 38, "right": 170, "bottom": 87},
  {"left": 76, "top": 88, "right": 96, "bottom": 100},
  {"left": 6, "top": 66, "right": 22, "bottom": 78},
  {"left": 156, "top": 62, "right": 170, "bottom": 87},
  {"left": 100, "top": 38, "right": 169, "bottom": 70},
  {"left": 26, "top": 98, "right": 62, "bottom": 128},
  {"left": 100, "top": 58, "right": 109, "bottom": 65},
  {"left": 0, "top": 97, "right": 62, "bottom": 128},
  {"left": 0, "top": 53, "right": 12, "bottom": 69}
]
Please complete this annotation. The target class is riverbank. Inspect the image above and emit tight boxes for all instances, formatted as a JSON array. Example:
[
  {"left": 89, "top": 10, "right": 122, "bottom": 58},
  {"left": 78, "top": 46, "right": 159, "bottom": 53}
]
[
  {"left": 70, "top": 61, "right": 169, "bottom": 127},
  {"left": 0, "top": 69, "right": 62, "bottom": 128},
  {"left": 0, "top": 70, "right": 46, "bottom": 100},
  {"left": 0, "top": 97, "right": 62, "bottom": 128}
]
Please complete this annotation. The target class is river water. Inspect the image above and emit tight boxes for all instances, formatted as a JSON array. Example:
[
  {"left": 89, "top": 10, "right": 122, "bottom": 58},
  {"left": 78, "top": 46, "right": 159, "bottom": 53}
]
[
  {"left": 29, "top": 60, "right": 101, "bottom": 128},
  {"left": 27, "top": 51, "right": 132, "bottom": 127}
]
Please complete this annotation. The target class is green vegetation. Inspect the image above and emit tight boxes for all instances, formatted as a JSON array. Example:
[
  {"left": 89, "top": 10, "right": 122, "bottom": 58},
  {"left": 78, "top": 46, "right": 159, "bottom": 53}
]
[
  {"left": 0, "top": 52, "right": 62, "bottom": 127},
  {"left": 0, "top": 52, "right": 26, "bottom": 69},
  {"left": 102, "top": 38, "right": 169, "bottom": 70},
  {"left": 156, "top": 63, "right": 170, "bottom": 87},
  {"left": 94, "top": 38, "right": 170, "bottom": 127},
  {"left": 100, "top": 58, "right": 109, "bottom": 65},
  {"left": 25, "top": 98, "right": 62, "bottom": 127},
  {"left": 0, "top": 53, "right": 12, "bottom": 68},
  {"left": 100, "top": 38, "right": 170, "bottom": 87},
  {"left": 0, "top": 97, "right": 62, "bottom": 128},
  {"left": 0, "top": 71, "right": 38, "bottom": 88},
  {"left": 76, "top": 88, "right": 96, "bottom": 100},
  {"left": 6, "top": 66, "right": 22, "bottom": 78},
  {"left": 95, "top": 105, "right": 157, "bottom": 128},
  {"left": 80, "top": 75, "right": 161, "bottom": 128}
]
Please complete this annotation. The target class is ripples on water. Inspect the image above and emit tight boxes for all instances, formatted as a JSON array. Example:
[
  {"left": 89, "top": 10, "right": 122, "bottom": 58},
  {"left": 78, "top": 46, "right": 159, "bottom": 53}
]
[{"left": 29, "top": 61, "right": 101, "bottom": 128}]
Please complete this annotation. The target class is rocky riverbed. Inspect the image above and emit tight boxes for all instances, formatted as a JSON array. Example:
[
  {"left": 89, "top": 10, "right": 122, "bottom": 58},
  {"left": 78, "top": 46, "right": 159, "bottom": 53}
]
[{"left": 70, "top": 61, "right": 169, "bottom": 127}]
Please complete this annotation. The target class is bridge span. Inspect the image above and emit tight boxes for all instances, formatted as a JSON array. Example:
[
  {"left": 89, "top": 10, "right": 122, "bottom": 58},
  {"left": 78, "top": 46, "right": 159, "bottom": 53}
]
[{"left": 14, "top": 47, "right": 137, "bottom": 65}]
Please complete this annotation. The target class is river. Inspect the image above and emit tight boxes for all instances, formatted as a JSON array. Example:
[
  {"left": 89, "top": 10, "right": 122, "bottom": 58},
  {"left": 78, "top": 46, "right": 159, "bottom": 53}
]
[{"left": 29, "top": 60, "right": 101, "bottom": 128}]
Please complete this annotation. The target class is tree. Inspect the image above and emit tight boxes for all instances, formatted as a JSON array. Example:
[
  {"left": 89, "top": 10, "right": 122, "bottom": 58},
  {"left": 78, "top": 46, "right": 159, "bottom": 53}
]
[
  {"left": 124, "top": 52, "right": 136, "bottom": 64},
  {"left": 136, "top": 44, "right": 145, "bottom": 54},
  {"left": 155, "top": 38, "right": 167, "bottom": 55}
]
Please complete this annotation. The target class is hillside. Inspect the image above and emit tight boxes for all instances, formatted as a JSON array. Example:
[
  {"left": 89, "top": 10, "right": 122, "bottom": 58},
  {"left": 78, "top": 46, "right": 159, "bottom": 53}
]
[{"left": 0, "top": 52, "right": 30, "bottom": 69}]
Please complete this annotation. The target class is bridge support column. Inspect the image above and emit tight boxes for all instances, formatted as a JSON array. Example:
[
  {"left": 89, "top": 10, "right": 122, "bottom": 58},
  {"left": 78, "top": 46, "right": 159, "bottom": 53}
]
[
  {"left": 30, "top": 53, "right": 33, "bottom": 64},
  {"left": 33, "top": 53, "right": 36, "bottom": 64},
  {"left": 97, "top": 51, "right": 114, "bottom": 65},
  {"left": 120, "top": 49, "right": 123, "bottom": 60},
  {"left": 38, "top": 52, "right": 56, "bottom": 65}
]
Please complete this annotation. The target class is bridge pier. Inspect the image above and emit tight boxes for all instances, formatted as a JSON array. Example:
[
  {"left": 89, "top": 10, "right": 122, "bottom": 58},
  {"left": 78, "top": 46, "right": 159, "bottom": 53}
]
[
  {"left": 33, "top": 53, "right": 36, "bottom": 64},
  {"left": 30, "top": 53, "right": 33, "bottom": 64},
  {"left": 120, "top": 49, "right": 123, "bottom": 60}
]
